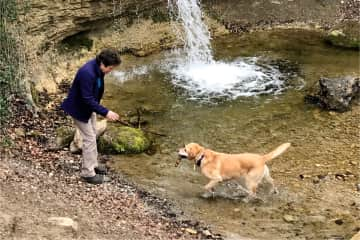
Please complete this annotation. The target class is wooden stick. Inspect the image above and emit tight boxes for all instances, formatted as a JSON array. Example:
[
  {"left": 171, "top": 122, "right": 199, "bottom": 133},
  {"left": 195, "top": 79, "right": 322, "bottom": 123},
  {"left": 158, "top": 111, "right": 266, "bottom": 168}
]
[{"left": 115, "top": 119, "right": 167, "bottom": 137}]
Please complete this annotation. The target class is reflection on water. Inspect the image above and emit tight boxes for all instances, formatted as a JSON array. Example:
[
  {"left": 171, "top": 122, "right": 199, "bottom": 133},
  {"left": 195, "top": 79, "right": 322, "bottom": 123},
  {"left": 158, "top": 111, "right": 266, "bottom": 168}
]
[{"left": 104, "top": 29, "right": 360, "bottom": 240}]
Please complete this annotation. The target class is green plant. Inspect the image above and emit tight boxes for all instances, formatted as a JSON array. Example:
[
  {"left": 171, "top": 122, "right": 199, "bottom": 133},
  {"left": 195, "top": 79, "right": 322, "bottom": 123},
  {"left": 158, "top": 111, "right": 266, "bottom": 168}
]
[
  {"left": 0, "top": 0, "right": 23, "bottom": 127},
  {"left": 0, "top": 136, "right": 13, "bottom": 148},
  {"left": 151, "top": 8, "right": 170, "bottom": 23}
]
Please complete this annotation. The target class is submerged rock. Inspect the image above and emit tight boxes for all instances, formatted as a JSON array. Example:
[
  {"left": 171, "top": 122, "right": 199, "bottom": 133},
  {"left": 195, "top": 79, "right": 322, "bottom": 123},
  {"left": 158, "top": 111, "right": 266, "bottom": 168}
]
[
  {"left": 98, "top": 126, "right": 150, "bottom": 154},
  {"left": 305, "top": 76, "right": 360, "bottom": 112},
  {"left": 325, "top": 20, "right": 360, "bottom": 49}
]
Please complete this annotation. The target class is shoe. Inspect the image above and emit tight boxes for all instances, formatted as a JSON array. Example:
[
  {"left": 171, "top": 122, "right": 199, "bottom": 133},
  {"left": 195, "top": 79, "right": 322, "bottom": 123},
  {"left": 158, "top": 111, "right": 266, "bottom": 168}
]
[
  {"left": 95, "top": 165, "right": 107, "bottom": 175},
  {"left": 81, "top": 174, "right": 111, "bottom": 184}
]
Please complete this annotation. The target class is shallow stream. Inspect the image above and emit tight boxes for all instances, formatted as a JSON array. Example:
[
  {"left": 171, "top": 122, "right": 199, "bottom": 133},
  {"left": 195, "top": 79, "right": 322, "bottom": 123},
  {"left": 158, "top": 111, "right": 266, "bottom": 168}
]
[{"left": 105, "top": 29, "right": 360, "bottom": 240}]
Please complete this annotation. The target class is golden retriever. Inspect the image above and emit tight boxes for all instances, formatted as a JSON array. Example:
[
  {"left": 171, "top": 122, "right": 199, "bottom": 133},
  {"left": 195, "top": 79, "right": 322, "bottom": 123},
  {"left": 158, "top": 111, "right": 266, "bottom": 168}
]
[{"left": 177, "top": 142, "right": 291, "bottom": 200}]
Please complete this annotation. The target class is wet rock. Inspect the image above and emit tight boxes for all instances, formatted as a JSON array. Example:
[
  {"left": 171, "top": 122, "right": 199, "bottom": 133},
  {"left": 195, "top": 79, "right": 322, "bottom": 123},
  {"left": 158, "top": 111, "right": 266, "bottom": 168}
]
[
  {"left": 283, "top": 214, "right": 298, "bottom": 223},
  {"left": 335, "top": 173, "right": 346, "bottom": 181},
  {"left": 305, "top": 215, "right": 327, "bottom": 225},
  {"left": 325, "top": 20, "right": 360, "bottom": 49},
  {"left": 334, "top": 219, "right": 344, "bottom": 225},
  {"left": 305, "top": 76, "right": 360, "bottom": 112},
  {"left": 184, "top": 228, "right": 197, "bottom": 235},
  {"left": 233, "top": 208, "right": 241, "bottom": 212},
  {"left": 98, "top": 126, "right": 151, "bottom": 154},
  {"left": 202, "top": 229, "right": 212, "bottom": 237},
  {"left": 47, "top": 217, "right": 78, "bottom": 231},
  {"left": 47, "top": 217, "right": 78, "bottom": 237},
  {"left": 14, "top": 128, "right": 26, "bottom": 138},
  {"left": 351, "top": 231, "right": 360, "bottom": 240}
]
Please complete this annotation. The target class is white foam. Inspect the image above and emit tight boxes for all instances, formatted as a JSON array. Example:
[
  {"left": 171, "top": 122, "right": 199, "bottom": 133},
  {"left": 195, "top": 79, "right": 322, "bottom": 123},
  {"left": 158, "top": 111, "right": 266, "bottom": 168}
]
[
  {"left": 166, "top": 57, "right": 285, "bottom": 100},
  {"left": 167, "top": 0, "right": 287, "bottom": 101}
]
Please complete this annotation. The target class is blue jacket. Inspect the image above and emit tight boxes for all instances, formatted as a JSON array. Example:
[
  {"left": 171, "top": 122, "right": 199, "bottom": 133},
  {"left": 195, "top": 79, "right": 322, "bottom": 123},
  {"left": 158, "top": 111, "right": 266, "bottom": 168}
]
[{"left": 61, "top": 59, "right": 109, "bottom": 122}]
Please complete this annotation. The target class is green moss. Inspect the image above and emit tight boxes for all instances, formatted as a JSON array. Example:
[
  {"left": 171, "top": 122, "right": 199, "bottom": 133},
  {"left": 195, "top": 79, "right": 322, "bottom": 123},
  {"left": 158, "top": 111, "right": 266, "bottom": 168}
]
[
  {"left": 326, "top": 21, "right": 360, "bottom": 50},
  {"left": 151, "top": 8, "right": 170, "bottom": 23},
  {"left": 98, "top": 126, "right": 150, "bottom": 154}
]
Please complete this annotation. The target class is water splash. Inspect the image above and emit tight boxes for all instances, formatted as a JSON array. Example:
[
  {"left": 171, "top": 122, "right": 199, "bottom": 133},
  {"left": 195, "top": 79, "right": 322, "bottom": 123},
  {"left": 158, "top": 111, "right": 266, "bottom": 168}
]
[
  {"left": 168, "top": 0, "right": 213, "bottom": 64},
  {"left": 167, "top": 0, "right": 295, "bottom": 101},
  {"left": 165, "top": 56, "right": 286, "bottom": 101}
]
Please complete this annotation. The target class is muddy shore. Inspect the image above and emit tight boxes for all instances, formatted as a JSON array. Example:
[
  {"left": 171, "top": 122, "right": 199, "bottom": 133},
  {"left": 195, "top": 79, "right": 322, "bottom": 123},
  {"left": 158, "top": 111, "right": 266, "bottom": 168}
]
[{"left": 0, "top": 94, "right": 222, "bottom": 240}]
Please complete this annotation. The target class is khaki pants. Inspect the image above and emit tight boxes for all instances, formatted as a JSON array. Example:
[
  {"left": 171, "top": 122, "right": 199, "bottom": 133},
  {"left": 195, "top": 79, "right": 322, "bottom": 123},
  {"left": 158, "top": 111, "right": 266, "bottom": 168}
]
[{"left": 73, "top": 113, "right": 98, "bottom": 177}]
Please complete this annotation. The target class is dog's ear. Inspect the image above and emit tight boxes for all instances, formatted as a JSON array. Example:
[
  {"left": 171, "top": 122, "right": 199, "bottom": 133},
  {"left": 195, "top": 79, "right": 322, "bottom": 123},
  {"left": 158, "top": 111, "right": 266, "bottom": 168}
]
[{"left": 187, "top": 143, "right": 203, "bottom": 160}]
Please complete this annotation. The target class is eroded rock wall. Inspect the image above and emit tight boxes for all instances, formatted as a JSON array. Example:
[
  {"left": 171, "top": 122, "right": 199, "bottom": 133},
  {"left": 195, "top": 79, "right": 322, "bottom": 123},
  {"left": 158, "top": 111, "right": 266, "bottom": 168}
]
[
  {"left": 203, "top": 0, "right": 342, "bottom": 32},
  {"left": 21, "top": 0, "right": 165, "bottom": 50}
]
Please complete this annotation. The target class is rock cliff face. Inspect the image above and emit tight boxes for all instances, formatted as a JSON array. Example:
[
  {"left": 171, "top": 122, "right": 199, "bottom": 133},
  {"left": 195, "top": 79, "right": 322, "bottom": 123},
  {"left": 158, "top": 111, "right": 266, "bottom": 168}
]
[
  {"left": 202, "top": 0, "right": 341, "bottom": 32},
  {"left": 22, "top": 0, "right": 345, "bottom": 50},
  {"left": 22, "top": 0, "right": 164, "bottom": 50}
]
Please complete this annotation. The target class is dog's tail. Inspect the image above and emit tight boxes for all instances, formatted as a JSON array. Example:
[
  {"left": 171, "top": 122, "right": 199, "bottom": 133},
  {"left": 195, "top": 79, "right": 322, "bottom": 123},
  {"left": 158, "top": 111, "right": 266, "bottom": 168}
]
[{"left": 262, "top": 143, "right": 291, "bottom": 162}]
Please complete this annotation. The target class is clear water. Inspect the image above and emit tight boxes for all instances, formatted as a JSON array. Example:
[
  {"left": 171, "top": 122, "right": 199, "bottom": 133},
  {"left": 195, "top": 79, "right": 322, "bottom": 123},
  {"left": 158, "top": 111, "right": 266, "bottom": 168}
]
[{"left": 104, "top": 30, "right": 360, "bottom": 240}]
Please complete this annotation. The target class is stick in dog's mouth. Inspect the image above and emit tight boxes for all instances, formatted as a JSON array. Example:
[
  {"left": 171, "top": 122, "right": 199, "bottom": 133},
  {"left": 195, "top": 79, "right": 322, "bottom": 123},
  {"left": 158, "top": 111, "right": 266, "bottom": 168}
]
[{"left": 175, "top": 155, "right": 187, "bottom": 167}]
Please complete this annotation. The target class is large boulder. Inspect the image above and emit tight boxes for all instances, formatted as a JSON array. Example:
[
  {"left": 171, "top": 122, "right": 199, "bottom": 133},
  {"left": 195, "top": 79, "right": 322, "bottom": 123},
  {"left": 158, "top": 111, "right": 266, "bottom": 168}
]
[
  {"left": 98, "top": 126, "right": 150, "bottom": 154},
  {"left": 325, "top": 20, "right": 360, "bottom": 49},
  {"left": 305, "top": 76, "right": 360, "bottom": 112},
  {"left": 54, "top": 119, "right": 107, "bottom": 151},
  {"left": 69, "top": 119, "right": 107, "bottom": 153}
]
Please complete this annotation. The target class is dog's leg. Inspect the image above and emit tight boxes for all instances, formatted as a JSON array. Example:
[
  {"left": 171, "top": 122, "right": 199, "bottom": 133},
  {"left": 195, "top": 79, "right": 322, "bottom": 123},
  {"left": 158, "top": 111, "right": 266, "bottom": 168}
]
[
  {"left": 263, "top": 165, "right": 278, "bottom": 194},
  {"left": 243, "top": 170, "right": 265, "bottom": 203},
  {"left": 202, "top": 179, "right": 221, "bottom": 198}
]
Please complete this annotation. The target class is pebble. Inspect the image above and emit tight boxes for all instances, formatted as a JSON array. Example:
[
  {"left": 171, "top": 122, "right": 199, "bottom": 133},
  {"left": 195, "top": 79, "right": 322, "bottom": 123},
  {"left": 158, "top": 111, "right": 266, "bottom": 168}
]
[
  {"left": 334, "top": 219, "right": 344, "bottom": 225},
  {"left": 305, "top": 215, "right": 326, "bottom": 224},
  {"left": 185, "top": 228, "right": 197, "bottom": 234},
  {"left": 47, "top": 217, "right": 78, "bottom": 232},
  {"left": 356, "top": 183, "right": 360, "bottom": 192},
  {"left": 283, "top": 214, "right": 298, "bottom": 223}
]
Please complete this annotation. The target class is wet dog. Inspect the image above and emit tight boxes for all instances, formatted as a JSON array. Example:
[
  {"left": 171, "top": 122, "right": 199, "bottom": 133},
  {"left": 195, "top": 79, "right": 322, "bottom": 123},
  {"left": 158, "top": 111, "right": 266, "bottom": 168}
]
[{"left": 177, "top": 142, "right": 291, "bottom": 200}]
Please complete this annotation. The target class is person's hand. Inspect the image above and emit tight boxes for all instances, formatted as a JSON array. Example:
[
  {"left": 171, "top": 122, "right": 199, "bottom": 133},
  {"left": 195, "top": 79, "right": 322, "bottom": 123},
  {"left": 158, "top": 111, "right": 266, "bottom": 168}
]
[{"left": 106, "top": 110, "right": 119, "bottom": 121}]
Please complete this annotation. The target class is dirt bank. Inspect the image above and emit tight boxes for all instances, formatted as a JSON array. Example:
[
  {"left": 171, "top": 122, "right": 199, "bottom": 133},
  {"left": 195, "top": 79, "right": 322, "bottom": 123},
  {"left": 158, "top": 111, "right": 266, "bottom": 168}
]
[{"left": 0, "top": 93, "right": 221, "bottom": 240}]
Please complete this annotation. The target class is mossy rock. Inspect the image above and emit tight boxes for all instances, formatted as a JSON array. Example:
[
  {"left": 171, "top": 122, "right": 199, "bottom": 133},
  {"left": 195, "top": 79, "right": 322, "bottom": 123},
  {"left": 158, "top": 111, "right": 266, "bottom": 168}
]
[
  {"left": 55, "top": 126, "right": 75, "bottom": 148},
  {"left": 98, "top": 126, "right": 150, "bottom": 154},
  {"left": 325, "top": 20, "right": 360, "bottom": 49}
]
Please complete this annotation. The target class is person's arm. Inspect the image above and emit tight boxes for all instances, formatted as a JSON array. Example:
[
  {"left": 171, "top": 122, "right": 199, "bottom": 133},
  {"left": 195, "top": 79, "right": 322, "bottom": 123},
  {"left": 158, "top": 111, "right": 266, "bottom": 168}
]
[
  {"left": 78, "top": 71, "right": 120, "bottom": 121},
  {"left": 78, "top": 71, "right": 109, "bottom": 117}
]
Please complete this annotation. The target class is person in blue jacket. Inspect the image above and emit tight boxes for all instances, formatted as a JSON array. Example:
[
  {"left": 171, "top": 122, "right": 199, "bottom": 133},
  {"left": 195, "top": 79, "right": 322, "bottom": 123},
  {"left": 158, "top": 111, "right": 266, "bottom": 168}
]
[{"left": 61, "top": 49, "right": 121, "bottom": 184}]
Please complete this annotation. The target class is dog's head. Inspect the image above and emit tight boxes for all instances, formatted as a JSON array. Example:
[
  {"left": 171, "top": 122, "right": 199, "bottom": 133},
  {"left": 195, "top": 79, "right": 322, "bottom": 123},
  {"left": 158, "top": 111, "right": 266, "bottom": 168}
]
[{"left": 178, "top": 143, "right": 205, "bottom": 162}]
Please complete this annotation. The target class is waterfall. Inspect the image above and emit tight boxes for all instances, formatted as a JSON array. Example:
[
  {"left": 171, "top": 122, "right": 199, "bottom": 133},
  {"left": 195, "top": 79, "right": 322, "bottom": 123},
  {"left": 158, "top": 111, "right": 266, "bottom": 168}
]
[
  {"left": 166, "top": 0, "right": 292, "bottom": 102},
  {"left": 168, "top": 0, "right": 213, "bottom": 64}
]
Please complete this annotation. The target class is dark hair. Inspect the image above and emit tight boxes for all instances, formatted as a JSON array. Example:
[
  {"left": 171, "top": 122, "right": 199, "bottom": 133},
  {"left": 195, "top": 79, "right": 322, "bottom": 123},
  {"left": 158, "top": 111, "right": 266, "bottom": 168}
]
[{"left": 96, "top": 49, "right": 121, "bottom": 67}]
